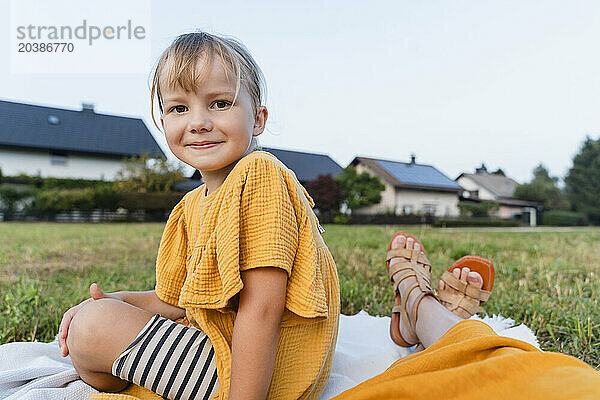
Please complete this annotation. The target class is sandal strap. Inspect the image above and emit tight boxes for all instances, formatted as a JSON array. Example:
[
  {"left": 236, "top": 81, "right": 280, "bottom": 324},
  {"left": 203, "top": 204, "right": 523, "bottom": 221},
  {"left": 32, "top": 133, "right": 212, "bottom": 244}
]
[
  {"left": 387, "top": 249, "right": 431, "bottom": 285},
  {"left": 391, "top": 286, "right": 419, "bottom": 345},
  {"left": 440, "top": 271, "right": 490, "bottom": 302},
  {"left": 438, "top": 290, "right": 480, "bottom": 314},
  {"left": 391, "top": 264, "right": 434, "bottom": 294},
  {"left": 387, "top": 248, "right": 430, "bottom": 267},
  {"left": 390, "top": 263, "right": 438, "bottom": 346}
]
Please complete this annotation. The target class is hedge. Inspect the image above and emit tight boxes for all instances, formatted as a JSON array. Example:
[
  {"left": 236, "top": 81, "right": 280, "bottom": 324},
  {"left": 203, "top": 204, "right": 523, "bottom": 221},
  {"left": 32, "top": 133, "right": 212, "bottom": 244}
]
[
  {"left": 348, "top": 214, "right": 435, "bottom": 225},
  {"left": 117, "top": 192, "right": 184, "bottom": 212},
  {"left": 541, "top": 211, "right": 588, "bottom": 226},
  {"left": 433, "top": 218, "right": 520, "bottom": 228},
  {"left": 28, "top": 188, "right": 184, "bottom": 214}
]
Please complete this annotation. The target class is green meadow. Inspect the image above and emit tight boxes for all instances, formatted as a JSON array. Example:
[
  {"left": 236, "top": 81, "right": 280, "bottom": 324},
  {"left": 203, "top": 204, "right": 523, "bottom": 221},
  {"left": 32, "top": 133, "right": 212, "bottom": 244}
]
[{"left": 1, "top": 223, "right": 599, "bottom": 368}]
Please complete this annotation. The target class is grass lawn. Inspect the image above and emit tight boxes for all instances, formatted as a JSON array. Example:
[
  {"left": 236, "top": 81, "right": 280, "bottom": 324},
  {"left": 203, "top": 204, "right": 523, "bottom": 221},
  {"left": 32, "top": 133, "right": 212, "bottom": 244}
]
[{"left": 1, "top": 223, "right": 599, "bottom": 368}]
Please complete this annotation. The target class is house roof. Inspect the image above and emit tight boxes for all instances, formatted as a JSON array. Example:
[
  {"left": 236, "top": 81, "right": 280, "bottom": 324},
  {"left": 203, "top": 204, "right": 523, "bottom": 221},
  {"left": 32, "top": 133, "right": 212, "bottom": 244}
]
[
  {"left": 0, "top": 99, "right": 165, "bottom": 158},
  {"left": 352, "top": 156, "right": 462, "bottom": 192},
  {"left": 189, "top": 147, "right": 342, "bottom": 183},
  {"left": 456, "top": 172, "right": 519, "bottom": 198},
  {"left": 262, "top": 147, "right": 342, "bottom": 182}
]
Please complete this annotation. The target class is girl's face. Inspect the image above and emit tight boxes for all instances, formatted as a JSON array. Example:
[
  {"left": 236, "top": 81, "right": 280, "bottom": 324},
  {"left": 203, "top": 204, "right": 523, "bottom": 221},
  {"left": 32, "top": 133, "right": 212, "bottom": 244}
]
[{"left": 160, "top": 58, "right": 266, "bottom": 175}]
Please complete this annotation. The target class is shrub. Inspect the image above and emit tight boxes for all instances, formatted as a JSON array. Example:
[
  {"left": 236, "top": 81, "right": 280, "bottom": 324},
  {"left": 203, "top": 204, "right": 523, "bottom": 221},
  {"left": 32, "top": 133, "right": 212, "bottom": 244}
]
[
  {"left": 0, "top": 186, "right": 34, "bottom": 219},
  {"left": 117, "top": 192, "right": 184, "bottom": 212},
  {"left": 30, "top": 184, "right": 121, "bottom": 213},
  {"left": 433, "top": 218, "right": 520, "bottom": 228},
  {"left": 114, "top": 155, "right": 186, "bottom": 193},
  {"left": 349, "top": 213, "right": 435, "bottom": 225},
  {"left": 541, "top": 211, "right": 587, "bottom": 226},
  {"left": 31, "top": 188, "right": 95, "bottom": 212},
  {"left": 333, "top": 213, "right": 350, "bottom": 224},
  {"left": 457, "top": 201, "right": 499, "bottom": 217}
]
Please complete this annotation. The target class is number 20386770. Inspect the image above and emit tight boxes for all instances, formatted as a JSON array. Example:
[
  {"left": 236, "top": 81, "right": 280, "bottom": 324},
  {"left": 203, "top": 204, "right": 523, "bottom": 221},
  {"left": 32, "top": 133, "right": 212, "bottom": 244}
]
[{"left": 18, "top": 42, "right": 74, "bottom": 52}]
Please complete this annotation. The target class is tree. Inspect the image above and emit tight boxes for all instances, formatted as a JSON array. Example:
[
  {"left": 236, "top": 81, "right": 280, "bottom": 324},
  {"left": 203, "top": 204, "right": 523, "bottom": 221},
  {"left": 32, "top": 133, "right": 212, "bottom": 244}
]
[
  {"left": 565, "top": 136, "right": 600, "bottom": 224},
  {"left": 492, "top": 168, "right": 506, "bottom": 176},
  {"left": 114, "top": 155, "right": 186, "bottom": 193},
  {"left": 304, "top": 174, "right": 342, "bottom": 215},
  {"left": 334, "top": 165, "right": 385, "bottom": 213},
  {"left": 514, "top": 164, "right": 568, "bottom": 211}
]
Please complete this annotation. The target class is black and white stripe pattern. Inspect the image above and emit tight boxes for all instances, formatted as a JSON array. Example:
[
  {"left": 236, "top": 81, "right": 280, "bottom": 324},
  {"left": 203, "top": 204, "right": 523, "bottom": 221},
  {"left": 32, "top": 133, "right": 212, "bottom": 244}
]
[{"left": 111, "top": 314, "right": 219, "bottom": 400}]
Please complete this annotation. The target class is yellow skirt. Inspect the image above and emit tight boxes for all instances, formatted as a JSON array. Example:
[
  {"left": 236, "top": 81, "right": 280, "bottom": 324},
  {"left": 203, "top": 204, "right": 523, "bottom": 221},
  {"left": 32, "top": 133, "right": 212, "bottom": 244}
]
[{"left": 332, "top": 320, "right": 600, "bottom": 400}]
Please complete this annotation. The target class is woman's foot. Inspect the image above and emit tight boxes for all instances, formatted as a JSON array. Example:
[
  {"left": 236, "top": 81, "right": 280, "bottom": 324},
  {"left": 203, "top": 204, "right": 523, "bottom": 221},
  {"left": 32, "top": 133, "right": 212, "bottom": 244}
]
[
  {"left": 437, "top": 268, "right": 484, "bottom": 318},
  {"left": 437, "top": 255, "right": 494, "bottom": 319},
  {"left": 387, "top": 233, "right": 435, "bottom": 347}
]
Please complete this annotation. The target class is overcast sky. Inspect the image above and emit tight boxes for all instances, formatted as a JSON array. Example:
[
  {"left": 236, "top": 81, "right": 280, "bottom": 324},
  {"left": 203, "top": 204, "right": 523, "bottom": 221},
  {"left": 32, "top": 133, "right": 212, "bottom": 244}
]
[{"left": 2, "top": 0, "right": 599, "bottom": 183}]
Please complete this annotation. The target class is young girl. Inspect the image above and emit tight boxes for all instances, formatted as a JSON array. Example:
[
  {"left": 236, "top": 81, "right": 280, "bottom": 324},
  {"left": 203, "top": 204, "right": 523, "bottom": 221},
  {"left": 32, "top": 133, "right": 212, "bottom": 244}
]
[{"left": 58, "top": 31, "right": 340, "bottom": 400}]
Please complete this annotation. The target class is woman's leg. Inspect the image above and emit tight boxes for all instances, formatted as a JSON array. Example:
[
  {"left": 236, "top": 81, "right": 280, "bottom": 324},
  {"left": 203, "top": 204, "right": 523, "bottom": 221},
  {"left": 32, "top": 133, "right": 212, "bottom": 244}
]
[
  {"left": 66, "top": 298, "right": 156, "bottom": 392},
  {"left": 390, "top": 234, "right": 485, "bottom": 348}
]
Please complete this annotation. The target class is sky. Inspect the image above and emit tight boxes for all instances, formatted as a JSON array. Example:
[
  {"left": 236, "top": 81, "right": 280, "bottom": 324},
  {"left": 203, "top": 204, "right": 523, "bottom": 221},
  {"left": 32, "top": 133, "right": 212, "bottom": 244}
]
[{"left": 2, "top": 0, "right": 599, "bottom": 183}]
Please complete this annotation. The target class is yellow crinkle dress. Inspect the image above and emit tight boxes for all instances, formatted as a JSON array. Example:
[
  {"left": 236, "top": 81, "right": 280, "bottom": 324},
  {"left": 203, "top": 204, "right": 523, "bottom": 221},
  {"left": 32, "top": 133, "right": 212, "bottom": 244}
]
[{"left": 91, "top": 150, "right": 340, "bottom": 400}]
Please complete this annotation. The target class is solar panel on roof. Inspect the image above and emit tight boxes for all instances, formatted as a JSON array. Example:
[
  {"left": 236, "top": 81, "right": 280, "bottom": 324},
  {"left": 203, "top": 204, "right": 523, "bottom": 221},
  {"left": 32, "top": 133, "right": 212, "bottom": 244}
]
[{"left": 376, "top": 160, "right": 461, "bottom": 189}]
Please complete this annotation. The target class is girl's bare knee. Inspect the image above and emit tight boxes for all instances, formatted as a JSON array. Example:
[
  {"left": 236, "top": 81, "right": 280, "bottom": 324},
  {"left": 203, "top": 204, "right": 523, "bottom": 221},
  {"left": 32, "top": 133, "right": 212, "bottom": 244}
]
[{"left": 67, "top": 298, "right": 121, "bottom": 364}]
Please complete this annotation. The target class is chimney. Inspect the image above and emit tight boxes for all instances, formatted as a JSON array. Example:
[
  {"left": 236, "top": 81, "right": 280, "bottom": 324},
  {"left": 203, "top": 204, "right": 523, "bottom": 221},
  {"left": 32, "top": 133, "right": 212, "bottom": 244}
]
[
  {"left": 475, "top": 163, "right": 488, "bottom": 174},
  {"left": 81, "top": 102, "right": 95, "bottom": 112},
  {"left": 410, "top": 154, "right": 416, "bottom": 165}
]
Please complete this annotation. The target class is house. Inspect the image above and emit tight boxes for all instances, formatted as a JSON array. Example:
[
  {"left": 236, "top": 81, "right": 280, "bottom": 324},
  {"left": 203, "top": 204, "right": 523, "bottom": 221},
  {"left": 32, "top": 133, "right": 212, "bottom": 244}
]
[
  {"left": 351, "top": 155, "right": 462, "bottom": 216},
  {"left": 189, "top": 146, "right": 343, "bottom": 186},
  {"left": 456, "top": 165, "right": 540, "bottom": 225},
  {"left": 0, "top": 99, "right": 165, "bottom": 180}
]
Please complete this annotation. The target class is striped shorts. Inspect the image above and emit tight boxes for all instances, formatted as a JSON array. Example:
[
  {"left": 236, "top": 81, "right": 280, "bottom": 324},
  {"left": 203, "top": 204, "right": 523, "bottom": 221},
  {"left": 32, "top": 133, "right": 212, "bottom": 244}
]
[{"left": 111, "top": 314, "right": 219, "bottom": 400}]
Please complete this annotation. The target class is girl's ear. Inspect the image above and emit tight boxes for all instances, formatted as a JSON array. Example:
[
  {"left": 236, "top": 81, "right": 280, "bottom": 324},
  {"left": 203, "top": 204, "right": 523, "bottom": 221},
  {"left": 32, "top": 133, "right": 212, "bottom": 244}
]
[{"left": 252, "top": 106, "right": 268, "bottom": 137}]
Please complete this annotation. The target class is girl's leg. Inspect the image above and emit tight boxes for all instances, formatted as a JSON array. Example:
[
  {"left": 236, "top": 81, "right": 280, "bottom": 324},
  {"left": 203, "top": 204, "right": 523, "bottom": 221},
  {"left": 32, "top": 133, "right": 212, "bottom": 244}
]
[{"left": 66, "top": 298, "right": 156, "bottom": 392}]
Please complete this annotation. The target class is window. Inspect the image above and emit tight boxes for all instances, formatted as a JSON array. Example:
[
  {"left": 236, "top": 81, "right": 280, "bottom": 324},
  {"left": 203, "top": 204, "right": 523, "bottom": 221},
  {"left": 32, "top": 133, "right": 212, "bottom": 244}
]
[
  {"left": 422, "top": 204, "right": 437, "bottom": 215},
  {"left": 51, "top": 152, "right": 68, "bottom": 165}
]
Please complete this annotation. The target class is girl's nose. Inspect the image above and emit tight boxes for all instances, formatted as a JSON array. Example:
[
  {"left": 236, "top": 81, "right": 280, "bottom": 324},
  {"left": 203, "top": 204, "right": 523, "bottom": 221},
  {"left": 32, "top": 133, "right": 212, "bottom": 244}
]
[{"left": 187, "top": 110, "right": 213, "bottom": 133}]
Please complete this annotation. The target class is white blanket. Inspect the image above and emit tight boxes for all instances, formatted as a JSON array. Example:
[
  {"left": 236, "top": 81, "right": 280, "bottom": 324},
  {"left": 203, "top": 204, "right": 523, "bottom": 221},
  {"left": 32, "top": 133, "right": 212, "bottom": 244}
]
[{"left": 0, "top": 312, "right": 538, "bottom": 400}]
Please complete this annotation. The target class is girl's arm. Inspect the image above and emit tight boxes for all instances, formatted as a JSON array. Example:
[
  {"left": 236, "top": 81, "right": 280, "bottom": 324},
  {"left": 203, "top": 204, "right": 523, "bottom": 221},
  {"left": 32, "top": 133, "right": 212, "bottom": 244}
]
[
  {"left": 59, "top": 285, "right": 185, "bottom": 357},
  {"left": 114, "top": 289, "right": 186, "bottom": 321},
  {"left": 228, "top": 267, "right": 288, "bottom": 400}
]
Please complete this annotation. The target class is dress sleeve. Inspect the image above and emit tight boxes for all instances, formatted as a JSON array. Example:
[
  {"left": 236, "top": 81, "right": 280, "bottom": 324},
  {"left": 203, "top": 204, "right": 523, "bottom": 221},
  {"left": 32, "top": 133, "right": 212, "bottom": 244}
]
[
  {"left": 213, "top": 156, "right": 328, "bottom": 321},
  {"left": 155, "top": 197, "right": 188, "bottom": 307},
  {"left": 237, "top": 157, "right": 299, "bottom": 275}
]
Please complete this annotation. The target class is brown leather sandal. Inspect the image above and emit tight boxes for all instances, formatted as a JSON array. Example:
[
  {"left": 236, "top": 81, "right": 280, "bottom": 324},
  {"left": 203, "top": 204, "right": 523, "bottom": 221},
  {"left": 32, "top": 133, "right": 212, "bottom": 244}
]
[
  {"left": 386, "top": 232, "right": 438, "bottom": 347},
  {"left": 438, "top": 255, "right": 494, "bottom": 318}
]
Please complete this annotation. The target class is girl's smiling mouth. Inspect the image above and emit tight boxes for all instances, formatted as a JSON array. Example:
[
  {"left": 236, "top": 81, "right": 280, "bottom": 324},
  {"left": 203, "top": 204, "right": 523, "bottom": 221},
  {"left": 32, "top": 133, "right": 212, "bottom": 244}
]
[{"left": 187, "top": 141, "right": 224, "bottom": 149}]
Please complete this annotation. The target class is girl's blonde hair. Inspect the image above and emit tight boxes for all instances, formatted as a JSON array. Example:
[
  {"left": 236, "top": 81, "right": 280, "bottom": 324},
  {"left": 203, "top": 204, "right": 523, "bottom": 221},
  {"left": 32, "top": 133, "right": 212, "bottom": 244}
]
[{"left": 150, "top": 31, "right": 266, "bottom": 148}]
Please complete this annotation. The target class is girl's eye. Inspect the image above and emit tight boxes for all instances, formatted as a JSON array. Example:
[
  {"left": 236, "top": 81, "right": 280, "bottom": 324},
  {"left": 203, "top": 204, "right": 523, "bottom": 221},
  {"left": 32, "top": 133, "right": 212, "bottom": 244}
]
[
  {"left": 171, "top": 105, "right": 187, "bottom": 113},
  {"left": 212, "top": 100, "right": 231, "bottom": 110}
]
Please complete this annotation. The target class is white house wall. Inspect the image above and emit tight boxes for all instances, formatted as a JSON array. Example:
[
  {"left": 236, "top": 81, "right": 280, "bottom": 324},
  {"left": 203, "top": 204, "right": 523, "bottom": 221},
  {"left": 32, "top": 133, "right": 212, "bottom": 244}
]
[
  {"left": 354, "top": 162, "right": 459, "bottom": 217},
  {"left": 0, "top": 148, "right": 125, "bottom": 180},
  {"left": 394, "top": 189, "right": 459, "bottom": 217}
]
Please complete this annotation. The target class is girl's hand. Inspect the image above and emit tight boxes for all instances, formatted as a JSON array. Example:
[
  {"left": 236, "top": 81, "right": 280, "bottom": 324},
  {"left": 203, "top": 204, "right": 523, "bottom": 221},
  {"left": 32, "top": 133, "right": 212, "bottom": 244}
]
[{"left": 58, "top": 283, "right": 119, "bottom": 357}]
